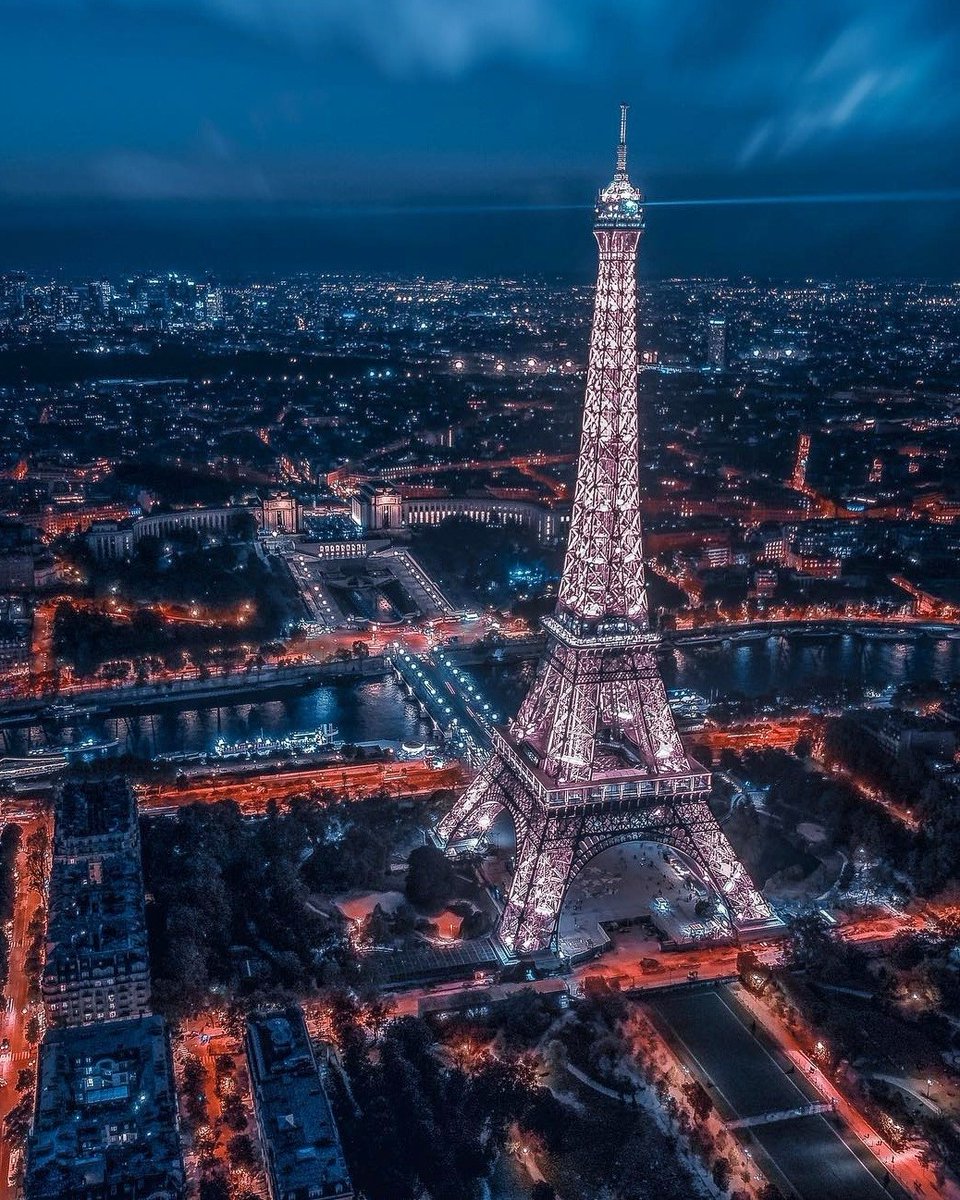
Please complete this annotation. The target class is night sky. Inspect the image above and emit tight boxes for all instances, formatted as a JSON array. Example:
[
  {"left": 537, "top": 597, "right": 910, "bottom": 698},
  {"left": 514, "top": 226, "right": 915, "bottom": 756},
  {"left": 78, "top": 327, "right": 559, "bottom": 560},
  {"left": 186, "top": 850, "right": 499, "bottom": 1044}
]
[{"left": 2, "top": 0, "right": 959, "bottom": 279}]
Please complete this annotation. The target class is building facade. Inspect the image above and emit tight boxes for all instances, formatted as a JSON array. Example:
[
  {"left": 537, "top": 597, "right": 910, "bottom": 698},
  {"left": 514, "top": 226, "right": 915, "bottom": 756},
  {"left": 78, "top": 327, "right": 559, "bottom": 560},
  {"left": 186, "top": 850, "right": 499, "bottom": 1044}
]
[
  {"left": 261, "top": 492, "right": 303, "bottom": 534},
  {"left": 44, "top": 779, "right": 151, "bottom": 1027},
  {"left": 86, "top": 505, "right": 251, "bottom": 560},
  {"left": 351, "top": 481, "right": 566, "bottom": 546}
]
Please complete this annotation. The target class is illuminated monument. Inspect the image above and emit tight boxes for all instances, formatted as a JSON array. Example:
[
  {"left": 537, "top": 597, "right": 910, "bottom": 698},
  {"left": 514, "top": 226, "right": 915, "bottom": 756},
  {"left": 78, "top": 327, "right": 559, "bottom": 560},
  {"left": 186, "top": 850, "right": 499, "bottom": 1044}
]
[{"left": 439, "top": 107, "right": 782, "bottom": 956}]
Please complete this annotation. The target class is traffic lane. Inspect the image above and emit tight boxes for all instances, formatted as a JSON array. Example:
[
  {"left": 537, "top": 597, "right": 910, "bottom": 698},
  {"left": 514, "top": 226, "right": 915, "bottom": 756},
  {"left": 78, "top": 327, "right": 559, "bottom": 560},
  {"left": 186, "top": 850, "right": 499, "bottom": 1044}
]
[
  {"left": 135, "top": 761, "right": 466, "bottom": 816},
  {"left": 0, "top": 816, "right": 48, "bottom": 1197},
  {"left": 646, "top": 988, "right": 811, "bottom": 1118},
  {"left": 755, "top": 1114, "right": 895, "bottom": 1200}
]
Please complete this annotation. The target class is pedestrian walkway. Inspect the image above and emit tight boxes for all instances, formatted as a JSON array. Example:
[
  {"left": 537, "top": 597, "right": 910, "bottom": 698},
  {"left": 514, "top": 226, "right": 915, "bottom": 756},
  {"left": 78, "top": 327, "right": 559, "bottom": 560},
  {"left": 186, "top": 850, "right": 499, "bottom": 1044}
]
[{"left": 729, "top": 1102, "right": 831, "bottom": 1129}]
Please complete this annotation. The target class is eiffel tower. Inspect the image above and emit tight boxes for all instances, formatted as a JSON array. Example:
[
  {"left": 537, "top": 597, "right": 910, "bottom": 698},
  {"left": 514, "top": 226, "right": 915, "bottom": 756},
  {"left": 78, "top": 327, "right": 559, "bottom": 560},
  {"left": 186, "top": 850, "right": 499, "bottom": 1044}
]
[{"left": 438, "top": 106, "right": 782, "bottom": 957}]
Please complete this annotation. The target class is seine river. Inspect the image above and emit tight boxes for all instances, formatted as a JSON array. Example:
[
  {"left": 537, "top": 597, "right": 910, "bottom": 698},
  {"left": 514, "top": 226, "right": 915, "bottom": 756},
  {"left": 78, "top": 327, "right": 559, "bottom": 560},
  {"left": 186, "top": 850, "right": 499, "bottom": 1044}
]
[
  {"left": 17, "top": 631, "right": 960, "bottom": 759},
  {"left": 665, "top": 629, "right": 960, "bottom": 697}
]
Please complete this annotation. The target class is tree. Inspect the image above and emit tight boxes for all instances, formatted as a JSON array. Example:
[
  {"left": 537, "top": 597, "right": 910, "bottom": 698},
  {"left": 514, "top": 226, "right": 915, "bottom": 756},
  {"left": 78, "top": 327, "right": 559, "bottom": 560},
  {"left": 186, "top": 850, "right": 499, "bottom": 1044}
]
[
  {"left": 682, "top": 1079, "right": 713, "bottom": 1124},
  {"left": 226, "top": 1133, "right": 257, "bottom": 1170},
  {"left": 405, "top": 844, "right": 455, "bottom": 909},
  {"left": 712, "top": 1155, "right": 732, "bottom": 1192},
  {"left": 788, "top": 911, "right": 837, "bottom": 971},
  {"left": 3, "top": 1095, "right": 33, "bottom": 1144},
  {"left": 163, "top": 646, "right": 187, "bottom": 673},
  {"left": 718, "top": 749, "right": 740, "bottom": 773},
  {"left": 363, "top": 993, "right": 392, "bottom": 1038},
  {"left": 221, "top": 1093, "right": 248, "bottom": 1132},
  {"left": 459, "top": 908, "right": 491, "bottom": 939},
  {"left": 228, "top": 511, "right": 258, "bottom": 542},
  {"left": 198, "top": 1172, "right": 230, "bottom": 1200}
]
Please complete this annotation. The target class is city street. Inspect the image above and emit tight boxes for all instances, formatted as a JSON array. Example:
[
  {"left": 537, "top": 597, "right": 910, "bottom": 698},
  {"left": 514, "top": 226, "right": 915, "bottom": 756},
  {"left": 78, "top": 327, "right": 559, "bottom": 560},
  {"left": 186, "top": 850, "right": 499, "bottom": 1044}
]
[
  {"left": 135, "top": 757, "right": 465, "bottom": 814},
  {"left": 0, "top": 815, "right": 49, "bottom": 1197}
]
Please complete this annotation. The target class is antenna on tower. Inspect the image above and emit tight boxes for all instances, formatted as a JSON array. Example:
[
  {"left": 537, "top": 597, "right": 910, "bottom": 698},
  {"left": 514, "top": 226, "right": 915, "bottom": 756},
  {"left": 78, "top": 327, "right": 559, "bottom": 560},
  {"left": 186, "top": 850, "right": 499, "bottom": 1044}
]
[{"left": 617, "top": 102, "right": 629, "bottom": 175}]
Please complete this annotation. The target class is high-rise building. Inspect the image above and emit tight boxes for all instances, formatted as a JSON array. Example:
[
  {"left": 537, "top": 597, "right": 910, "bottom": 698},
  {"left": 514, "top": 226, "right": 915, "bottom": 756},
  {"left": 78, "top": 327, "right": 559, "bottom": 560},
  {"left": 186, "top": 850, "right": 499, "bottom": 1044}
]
[
  {"left": 90, "top": 280, "right": 112, "bottom": 315},
  {"left": 707, "top": 315, "right": 727, "bottom": 370},
  {"left": 247, "top": 1007, "right": 354, "bottom": 1200},
  {"left": 438, "top": 107, "right": 781, "bottom": 957},
  {"left": 26, "top": 1016, "right": 185, "bottom": 1200},
  {"left": 43, "top": 779, "right": 150, "bottom": 1027},
  {"left": 1, "top": 273, "right": 27, "bottom": 323},
  {"left": 203, "top": 286, "right": 224, "bottom": 324}
]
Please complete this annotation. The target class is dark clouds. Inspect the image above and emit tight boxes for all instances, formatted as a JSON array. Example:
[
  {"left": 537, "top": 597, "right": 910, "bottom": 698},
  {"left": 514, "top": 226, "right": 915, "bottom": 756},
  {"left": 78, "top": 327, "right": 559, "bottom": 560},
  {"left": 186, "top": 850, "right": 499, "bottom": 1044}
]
[{"left": 1, "top": 0, "right": 958, "bottom": 275}]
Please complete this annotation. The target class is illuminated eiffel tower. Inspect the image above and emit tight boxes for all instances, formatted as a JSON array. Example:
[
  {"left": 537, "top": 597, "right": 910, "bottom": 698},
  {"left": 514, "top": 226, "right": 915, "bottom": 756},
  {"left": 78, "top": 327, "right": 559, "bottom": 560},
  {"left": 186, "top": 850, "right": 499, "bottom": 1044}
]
[{"left": 438, "top": 107, "right": 782, "bottom": 957}]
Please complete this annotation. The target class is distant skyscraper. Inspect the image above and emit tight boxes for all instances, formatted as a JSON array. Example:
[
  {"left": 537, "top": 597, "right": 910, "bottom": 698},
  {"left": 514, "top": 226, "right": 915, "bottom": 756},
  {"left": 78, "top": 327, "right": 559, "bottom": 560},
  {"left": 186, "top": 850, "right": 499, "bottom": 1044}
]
[
  {"left": 203, "top": 287, "right": 224, "bottom": 324},
  {"left": 90, "top": 280, "right": 112, "bottom": 315},
  {"left": 0, "top": 274, "right": 26, "bottom": 322},
  {"left": 707, "top": 315, "right": 727, "bottom": 370}
]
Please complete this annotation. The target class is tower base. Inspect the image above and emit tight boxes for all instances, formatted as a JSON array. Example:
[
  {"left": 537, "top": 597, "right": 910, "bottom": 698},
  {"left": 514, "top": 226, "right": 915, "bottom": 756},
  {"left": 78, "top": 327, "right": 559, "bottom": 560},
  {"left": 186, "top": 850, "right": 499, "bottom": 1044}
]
[{"left": 438, "top": 736, "right": 783, "bottom": 960}]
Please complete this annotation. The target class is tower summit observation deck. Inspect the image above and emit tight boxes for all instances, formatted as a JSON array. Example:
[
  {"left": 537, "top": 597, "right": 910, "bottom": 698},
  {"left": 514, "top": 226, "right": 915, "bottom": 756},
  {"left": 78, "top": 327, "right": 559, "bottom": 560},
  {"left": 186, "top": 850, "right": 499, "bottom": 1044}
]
[{"left": 439, "top": 106, "right": 783, "bottom": 957}]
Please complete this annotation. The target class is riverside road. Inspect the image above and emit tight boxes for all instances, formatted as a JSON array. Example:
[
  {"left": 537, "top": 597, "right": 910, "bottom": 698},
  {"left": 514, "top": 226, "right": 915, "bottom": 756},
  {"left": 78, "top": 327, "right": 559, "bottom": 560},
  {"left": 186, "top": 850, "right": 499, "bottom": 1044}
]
[{"left": 645, "top": 984, "right": 908, "bottom": 1200}]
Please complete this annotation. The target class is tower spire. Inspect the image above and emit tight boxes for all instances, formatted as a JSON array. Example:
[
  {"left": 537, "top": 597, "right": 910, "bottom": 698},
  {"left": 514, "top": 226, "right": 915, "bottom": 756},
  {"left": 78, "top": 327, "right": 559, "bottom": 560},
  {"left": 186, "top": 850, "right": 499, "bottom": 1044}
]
[{"left": 596, "top": 103, "right": 643, "bottom": 228}]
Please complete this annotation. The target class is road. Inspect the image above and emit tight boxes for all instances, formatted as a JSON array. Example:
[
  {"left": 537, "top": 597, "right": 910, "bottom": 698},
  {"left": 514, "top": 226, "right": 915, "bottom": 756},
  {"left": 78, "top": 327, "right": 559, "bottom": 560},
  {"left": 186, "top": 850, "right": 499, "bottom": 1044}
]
[
  {"left": 0, "top": 815, "right": 49, "bottom": 1197},
  {"left": 135, "top": 758, "right": 466, "bottom": 814},
  {"left": 645, "top": 985, "right": 909, "bottom": 1200},
  {"left": 695, "top": 715, "right": 823, "bottom": 754}
]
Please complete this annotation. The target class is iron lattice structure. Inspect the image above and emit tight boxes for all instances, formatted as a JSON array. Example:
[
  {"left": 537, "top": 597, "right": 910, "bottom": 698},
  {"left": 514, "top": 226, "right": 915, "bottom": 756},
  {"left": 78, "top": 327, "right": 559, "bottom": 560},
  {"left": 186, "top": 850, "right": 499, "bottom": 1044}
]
[{"left": 439, "top": 107, "right": 781, "bottom": 956}]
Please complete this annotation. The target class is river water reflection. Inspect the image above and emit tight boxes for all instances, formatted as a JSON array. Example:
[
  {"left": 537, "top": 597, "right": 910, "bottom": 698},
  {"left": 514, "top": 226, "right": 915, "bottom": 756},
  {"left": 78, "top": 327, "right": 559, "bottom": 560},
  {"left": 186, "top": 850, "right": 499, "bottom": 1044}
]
[{"left": 16, "top": 632, "right": 960, "bottom": 759}]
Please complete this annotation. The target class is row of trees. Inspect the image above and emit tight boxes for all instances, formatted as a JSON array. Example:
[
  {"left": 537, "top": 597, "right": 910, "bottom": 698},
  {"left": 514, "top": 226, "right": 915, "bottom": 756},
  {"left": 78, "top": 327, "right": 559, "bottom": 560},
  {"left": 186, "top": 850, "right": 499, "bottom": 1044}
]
[
  {"left": 324, "top": 992, "right": 563, "bottom": 1200},
  {"left": 413, "top": 983, "right": 728, "bottom": 1200},
  {"left": 749, "top": 926, "right": 953, "bottom": 1189},
  {"left": 179, "top": 1051, "right": 262, "bottom": 1200},
  {"left": 69, "top": 518, "right": 256, "bottom": 600},
  {"left": 543, "top": 991, "right": 765, "bottom": 1200},
  {"left": 824, "top": 714, "right": 932, "bottom": 814},
  {"left": 53, "top": 546, "right": 295, "bottom": 676},
  {"left": 413, "top": 515, "right": 559, "bottom": 608},
  {"left": 822, "top": 714, "right": 960, "bottom": 895},
  {"left": 732, "top": 746, "right": 912, "bottom": 884}
]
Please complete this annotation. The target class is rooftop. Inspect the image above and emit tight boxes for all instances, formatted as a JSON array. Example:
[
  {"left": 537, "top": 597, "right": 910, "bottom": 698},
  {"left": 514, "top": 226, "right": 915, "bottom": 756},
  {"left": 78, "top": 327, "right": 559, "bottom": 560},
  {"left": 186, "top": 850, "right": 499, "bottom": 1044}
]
[
  {"left": 54, "top": 777, "right": 137, "bottom": 855},
  {"left": 26, "top": 1015, "right": 184, "bottom": 1200},
  {"left": 247, "top": 1007, "right": 353, "bottom": 1200},
  {"left": 44, "top": 851, "right": 149, "bottom": 989}
]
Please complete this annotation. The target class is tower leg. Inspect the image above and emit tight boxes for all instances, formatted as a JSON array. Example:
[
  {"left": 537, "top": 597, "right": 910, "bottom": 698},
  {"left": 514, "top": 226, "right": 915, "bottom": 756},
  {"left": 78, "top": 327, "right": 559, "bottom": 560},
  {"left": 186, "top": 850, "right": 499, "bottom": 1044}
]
[
  {"left": 670, "top": 801, "right": 776, "bottom": 935},
  {"left": 436, "top": 757, "right": 516, "bottom": 846},
  {"left": 498, "top": 813, "right": 578, "bottom": 957}
]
